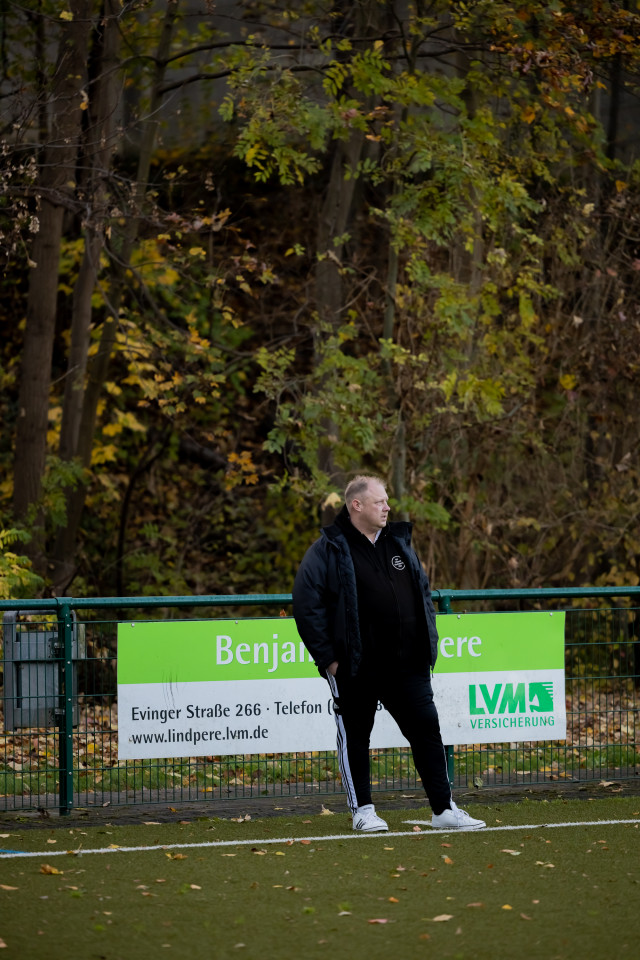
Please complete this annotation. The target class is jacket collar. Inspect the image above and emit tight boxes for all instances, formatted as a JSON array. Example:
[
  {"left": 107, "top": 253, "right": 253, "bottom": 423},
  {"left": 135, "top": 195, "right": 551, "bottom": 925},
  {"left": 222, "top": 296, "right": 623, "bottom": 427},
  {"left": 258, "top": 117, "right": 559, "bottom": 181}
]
[{"left": 323, "top": 504, "right": 412, "bottom": 546}]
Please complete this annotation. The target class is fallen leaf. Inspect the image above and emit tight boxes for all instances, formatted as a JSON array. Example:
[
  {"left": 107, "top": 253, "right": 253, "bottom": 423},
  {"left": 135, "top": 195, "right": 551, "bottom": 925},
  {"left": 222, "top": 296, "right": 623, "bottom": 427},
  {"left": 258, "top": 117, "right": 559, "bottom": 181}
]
[
  {"left": 338, "top": 911, "right": 352, "bottom": 916},
  {"left": 388, "top": 896, "right": 399, "bottom": 903},
  {"left": 320, "top": 805, "right": 334, "bottom": 816},
  {"left": 144, "top": 821, "right": 161, "bottom": 825},
  {"left": 466, "top": 902, "right": 484, "bottom": 908},
  {"left": 412, "top": 825, "right": 422, "bottom": 833},
  {"left": 190, "top": 884, "right": 201, "bottom": 890},
  {"left": 40, "top": 864, "right": 63, "bottom": 875},
  {"left": 442, "top": 856, "right": 454, "bottom": 865},
  {"left": 431, "top": 915, "right": 454, "bottom": 922},
  {"left": 367, "top": 918, "right": 389, "bottom": 924},
  {"left": 501, "top": 849, "right": 521, "bottom": 856},
  {"left": 0, "top": 885, "right": 18, "bottom": 891},
  {"left": 502, "top": 905, "right": 513, "bottom": 911},
  {"left": 46, "top": 839, "right": 56, "bottom": 845},
  {"left": 165, "top": 852, "right": 187, "bottom": 860},
  {"left": 0, "top": 938, "right": 6, "bottom": 948},
  {"left": 300, "top": 839, "right": 311, "bottom": 846},
  {"left": 221, "top": 854, "right": 236, "bottom": 857},
  {"left": 275, "top": 852, "right": 285, "bottom": 856},
  {"left": 441, "top": 843, "right": 451, "bottom": 848},
  {"left": 252, "top": 848, "right": 267, "bottom": 855},
  {"left": 419, "top": 934, "right": 431, "bottom": 940},
  {"left": 520, "top": 913, "right": 532, "bottom": 920}
]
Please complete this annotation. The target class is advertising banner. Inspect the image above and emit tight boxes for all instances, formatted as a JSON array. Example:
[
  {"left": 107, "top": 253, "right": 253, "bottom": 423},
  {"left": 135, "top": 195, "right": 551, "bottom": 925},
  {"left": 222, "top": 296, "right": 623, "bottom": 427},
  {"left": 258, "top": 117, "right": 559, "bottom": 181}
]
[{"left": 117, "top": 611, "right": 566, "bottom": 759}]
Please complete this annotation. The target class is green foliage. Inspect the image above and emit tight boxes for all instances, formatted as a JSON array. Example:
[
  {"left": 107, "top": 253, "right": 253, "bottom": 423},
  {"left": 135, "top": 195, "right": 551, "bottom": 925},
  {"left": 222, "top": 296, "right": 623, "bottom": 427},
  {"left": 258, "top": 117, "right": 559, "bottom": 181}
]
[
  {"left": 0, "top": 528, "right": 43, "bottom": 598},
  {"left": 2, "top": 0, "right": 640, "bottom": 598}
]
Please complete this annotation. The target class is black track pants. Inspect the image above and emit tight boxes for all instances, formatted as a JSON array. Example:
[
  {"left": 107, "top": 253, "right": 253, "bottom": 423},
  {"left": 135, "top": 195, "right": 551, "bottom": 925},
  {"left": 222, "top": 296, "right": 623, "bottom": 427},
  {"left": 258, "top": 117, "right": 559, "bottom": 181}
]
[{"left": 326, "top": 664, "right": 452, "bottom": 815}]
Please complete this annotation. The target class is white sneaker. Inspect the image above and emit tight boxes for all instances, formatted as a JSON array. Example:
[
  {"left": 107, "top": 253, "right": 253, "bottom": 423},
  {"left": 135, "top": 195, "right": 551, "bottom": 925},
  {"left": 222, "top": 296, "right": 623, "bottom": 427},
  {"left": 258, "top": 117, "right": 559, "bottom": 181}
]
[
  {"left": 431, "top": 800, "right": 486, "bottom": 830},
  {"left": 352, "top": 804, "right": 389, "bottom": 832}
]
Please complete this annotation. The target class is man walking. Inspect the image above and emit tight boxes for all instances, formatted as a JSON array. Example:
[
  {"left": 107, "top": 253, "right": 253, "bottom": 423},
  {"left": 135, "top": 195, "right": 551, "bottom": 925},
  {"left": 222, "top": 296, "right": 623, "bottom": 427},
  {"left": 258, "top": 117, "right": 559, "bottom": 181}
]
[{"left": 292, "top": 475, "right": 485, "bottom": 832}]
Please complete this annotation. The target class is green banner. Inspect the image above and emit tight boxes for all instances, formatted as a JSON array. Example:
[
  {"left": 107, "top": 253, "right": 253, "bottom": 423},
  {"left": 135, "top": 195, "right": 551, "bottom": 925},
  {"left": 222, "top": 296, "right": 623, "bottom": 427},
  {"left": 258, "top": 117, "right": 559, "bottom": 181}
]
[
  {"left": 117, "top": 611, "right": 564, "bottom": 684},
  {"left": 117, "top": 618, "right": 316, "bottom": 683},
  {"left": 433, "top": 611, "right": 564, "bottom": 673}
]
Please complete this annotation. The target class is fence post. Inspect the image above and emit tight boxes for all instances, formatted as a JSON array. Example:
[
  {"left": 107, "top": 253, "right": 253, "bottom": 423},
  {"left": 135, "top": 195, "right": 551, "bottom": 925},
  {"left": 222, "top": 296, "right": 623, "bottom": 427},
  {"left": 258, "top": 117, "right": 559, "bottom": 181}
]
[
  {"left": 57, "top": 603, "right": 75, "bottom": 816},
  {"left": 435, "top": 592, "right": 454, "bottom": 786}
]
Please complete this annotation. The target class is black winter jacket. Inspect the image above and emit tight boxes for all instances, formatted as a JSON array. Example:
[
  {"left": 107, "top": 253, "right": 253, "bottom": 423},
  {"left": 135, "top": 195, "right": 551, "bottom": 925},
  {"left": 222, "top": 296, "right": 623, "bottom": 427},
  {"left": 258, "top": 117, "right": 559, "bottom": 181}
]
[{"left": 292, "top": 512, "right": 440, "bottom": 677}]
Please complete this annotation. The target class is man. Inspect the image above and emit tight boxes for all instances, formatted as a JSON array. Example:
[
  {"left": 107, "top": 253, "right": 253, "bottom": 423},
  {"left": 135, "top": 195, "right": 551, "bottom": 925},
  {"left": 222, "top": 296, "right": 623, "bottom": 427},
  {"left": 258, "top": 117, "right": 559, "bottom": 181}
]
[{"left": 292, "top": 474, "right": 485, "bottom": 832}]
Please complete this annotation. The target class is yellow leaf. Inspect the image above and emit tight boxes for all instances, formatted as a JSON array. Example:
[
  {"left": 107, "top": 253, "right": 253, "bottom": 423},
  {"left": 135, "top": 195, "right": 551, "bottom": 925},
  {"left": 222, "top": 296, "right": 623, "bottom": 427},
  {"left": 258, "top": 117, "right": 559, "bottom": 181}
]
[
  {"left": 502, "top": 904, "right": 513, "bottom": 910},
  {"left": 559, "top": 373, "right": 577, "bottom": 391},
  {"left": 40, "top": 864, "right": 63, "bottom": 875},
  {"left": 60, "top": 10, "right": 73, "bottom": 20},
  {"left": 615, "top": 180, "right": 628, "bottom": 193}
]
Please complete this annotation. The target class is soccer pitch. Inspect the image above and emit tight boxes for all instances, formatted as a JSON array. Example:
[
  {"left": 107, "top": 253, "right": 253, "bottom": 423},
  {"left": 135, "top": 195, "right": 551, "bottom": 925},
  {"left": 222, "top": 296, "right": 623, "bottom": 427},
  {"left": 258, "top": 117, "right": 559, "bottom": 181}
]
[{"left": 1, "top": 797, "right": 639, "bottom": 960}]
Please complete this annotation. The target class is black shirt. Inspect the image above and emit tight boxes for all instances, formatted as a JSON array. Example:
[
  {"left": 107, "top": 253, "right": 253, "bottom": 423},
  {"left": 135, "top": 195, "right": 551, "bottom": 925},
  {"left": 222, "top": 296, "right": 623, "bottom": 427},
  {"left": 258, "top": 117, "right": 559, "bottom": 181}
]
[{"left": 338, "top": 513, "right": 425, "bottom": 663}]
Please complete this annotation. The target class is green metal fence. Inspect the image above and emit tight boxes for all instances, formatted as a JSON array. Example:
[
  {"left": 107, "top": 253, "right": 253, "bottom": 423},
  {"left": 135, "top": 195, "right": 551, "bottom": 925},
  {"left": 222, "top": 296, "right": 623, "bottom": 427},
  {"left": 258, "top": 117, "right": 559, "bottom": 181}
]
[{"left": 1, "top": 588, "right": 639, "bottom": 816}]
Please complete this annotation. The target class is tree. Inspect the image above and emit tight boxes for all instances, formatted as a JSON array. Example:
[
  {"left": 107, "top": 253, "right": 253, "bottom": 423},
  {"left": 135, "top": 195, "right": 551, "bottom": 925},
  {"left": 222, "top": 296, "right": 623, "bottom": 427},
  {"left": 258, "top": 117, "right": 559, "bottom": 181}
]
[
  {"left": 2, "top": 0, "right": 640, "bottom": 600},
  {"left": 221, "top": 0, "right": 640, "bottom": 588}
]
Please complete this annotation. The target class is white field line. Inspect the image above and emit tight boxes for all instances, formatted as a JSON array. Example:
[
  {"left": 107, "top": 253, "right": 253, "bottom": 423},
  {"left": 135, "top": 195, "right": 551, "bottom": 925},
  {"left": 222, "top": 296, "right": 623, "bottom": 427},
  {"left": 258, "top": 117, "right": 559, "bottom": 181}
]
[{"left": 0, "top": 818, "right": 638, "bottom": 860}]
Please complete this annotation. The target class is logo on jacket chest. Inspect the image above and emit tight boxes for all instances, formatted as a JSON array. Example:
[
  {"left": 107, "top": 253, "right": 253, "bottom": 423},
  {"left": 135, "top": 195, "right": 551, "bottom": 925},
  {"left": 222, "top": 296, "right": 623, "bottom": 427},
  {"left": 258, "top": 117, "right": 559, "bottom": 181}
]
[{"left": 391, "top": 555, "right": 406, "bottom": 571}]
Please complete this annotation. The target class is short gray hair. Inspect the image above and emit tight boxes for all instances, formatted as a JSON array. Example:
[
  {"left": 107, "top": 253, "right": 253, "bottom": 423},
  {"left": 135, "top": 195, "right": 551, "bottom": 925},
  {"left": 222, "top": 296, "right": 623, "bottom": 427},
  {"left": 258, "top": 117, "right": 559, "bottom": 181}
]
[{"left": 344, "top": 475, "right": 385, "bottom": 511}]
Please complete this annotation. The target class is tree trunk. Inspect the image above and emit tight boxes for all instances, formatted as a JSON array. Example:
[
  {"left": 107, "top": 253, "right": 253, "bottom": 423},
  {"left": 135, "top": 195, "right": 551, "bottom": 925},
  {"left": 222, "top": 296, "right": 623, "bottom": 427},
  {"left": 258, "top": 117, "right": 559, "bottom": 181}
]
[
  {"left": 12, "top": 1, "right": 93, "bottom": 570},
  {"left": 53, "top": 0, "right": 181, "bottom": 593},
  {"left": 50, "top": 1, "right": 123, "bottom": 592}
]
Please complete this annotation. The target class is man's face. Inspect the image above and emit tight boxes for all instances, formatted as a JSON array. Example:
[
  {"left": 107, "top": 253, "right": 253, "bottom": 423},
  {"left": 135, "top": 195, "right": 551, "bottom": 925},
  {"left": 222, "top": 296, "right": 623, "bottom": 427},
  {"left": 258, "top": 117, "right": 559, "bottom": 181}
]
[{"left": 354, "top": 481, "right": 390, "bottom": 532}]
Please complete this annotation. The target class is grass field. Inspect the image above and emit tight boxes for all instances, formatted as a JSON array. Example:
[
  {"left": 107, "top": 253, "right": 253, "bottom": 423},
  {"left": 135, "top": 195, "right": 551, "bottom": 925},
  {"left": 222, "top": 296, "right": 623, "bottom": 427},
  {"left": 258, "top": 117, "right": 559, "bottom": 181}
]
[{"left": 1, "top": 796, "right": 639, "bottom": 960}]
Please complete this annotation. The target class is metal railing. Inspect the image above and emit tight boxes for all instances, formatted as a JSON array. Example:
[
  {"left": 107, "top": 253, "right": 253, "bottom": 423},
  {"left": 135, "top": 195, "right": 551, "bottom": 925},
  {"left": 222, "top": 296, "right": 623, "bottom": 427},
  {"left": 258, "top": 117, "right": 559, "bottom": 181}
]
[{"left": 1, "top": 587, "right": 638, "bottom": 815}]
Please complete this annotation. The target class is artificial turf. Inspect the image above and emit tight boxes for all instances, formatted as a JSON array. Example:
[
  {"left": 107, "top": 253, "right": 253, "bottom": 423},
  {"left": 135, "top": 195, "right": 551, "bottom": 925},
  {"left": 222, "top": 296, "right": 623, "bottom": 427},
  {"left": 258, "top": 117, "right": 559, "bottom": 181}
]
[{"left": 1, "top": 797, "right": 638, "bottom": 960}]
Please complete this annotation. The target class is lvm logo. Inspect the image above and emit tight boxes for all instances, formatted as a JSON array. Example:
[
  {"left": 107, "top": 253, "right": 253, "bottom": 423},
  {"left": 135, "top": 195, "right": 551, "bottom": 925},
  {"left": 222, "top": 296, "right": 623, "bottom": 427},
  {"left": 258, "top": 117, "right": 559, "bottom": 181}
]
[{"left": 469, "top": 681, "right": 556, "bottom": 730}]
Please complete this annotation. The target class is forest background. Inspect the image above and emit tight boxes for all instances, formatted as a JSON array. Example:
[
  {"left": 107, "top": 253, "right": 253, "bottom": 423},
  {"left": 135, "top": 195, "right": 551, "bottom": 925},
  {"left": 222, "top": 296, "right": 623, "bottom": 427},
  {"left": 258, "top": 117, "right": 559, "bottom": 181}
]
[{"left": 1, "top": 0, "right": 640, "bottom": 604}]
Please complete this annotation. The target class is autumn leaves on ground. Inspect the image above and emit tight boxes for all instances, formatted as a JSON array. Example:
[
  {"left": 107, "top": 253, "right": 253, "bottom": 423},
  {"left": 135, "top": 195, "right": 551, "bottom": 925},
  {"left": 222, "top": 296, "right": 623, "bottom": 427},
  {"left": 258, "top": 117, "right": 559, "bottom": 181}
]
[{"left": 1, "top": 797, "right": 639, "bottom": 960}]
